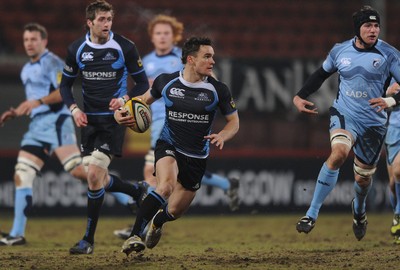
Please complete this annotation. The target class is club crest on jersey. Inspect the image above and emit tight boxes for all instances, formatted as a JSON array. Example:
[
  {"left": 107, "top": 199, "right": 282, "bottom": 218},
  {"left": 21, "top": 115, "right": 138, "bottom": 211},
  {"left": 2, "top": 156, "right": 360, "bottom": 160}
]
[
  {"left": 373, "top": 58, "right": 381, "bottom": 68},
  {"left": 137, "top": 58, "right": 143, "bottom": 67},
  {"left": 194, "top": 92, "right": 211, "bottom": 101},
  {"left": 102, "top": 52, "right": 116, "bottom": 61},
  {"left": 340, "top": 58, "right": 351, "bottom": 66},
  {"left": 82, "top": 52, "right": 94, "bottom": 62}
]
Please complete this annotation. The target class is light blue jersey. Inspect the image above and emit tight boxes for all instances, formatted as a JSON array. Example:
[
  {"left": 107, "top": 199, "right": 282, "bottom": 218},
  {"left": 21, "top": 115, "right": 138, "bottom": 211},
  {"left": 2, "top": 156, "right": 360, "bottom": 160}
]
[
  {"left": 385, "top": 79, "right": 400, "bottom": 165},
  {"left": 142, "top": 46, "right": 183, "bottom": 148},
  {"left": 323, "top": 38, "right": 400, "bottom": 127},
  {"left": 21, "top": 49, "right": 69, "bottom": 117},
  {"left": 20, "top": 50, "right": 75, "bottom": 153}
]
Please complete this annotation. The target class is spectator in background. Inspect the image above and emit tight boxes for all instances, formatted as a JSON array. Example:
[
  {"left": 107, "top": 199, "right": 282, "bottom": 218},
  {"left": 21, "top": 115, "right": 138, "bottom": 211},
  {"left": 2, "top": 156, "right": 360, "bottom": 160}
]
[
  {"left": 60, "top": 0, "right": 149, "bottom": 254},
  {"left": 113, "top": 14, "right": 240, "bottom": 240},
  {"left": 115, "top": 36, "right": 239, "bottom": 255},
  {"left": 384, "top": 81, "right": 400, "bottom": 245},
  {"left": 293, "top": 5, "right": 400, "bottom": 241}
]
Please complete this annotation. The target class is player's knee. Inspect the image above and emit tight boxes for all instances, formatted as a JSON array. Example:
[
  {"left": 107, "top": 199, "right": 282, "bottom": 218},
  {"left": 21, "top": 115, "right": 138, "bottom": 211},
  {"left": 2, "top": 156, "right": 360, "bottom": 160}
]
[
  {"left": 354, "top": 163, "right": 375, "bottom": 183},
  {"left": 70, "top": 165, "right": 87, "bottom": 181},
  {"left": 330, "top": 132, "right": 352, "bottom": 149},
  {"left": 156, "top": 182, "right": 175, "bottom": 198},
  {"left": 62, "top": 154, "right": 82, "bottom": 172},
  {"left": 90, "top": 150, "right": 111, "bottom": 169},
  {"left": 391, "top": 166, "right": 400, "bottom": 183},
  {"left": 14, "top": 157, "right": 40, "bottom": 188},
  {"left": 82, "top": 155, "right": 91, "bottom": 173}
]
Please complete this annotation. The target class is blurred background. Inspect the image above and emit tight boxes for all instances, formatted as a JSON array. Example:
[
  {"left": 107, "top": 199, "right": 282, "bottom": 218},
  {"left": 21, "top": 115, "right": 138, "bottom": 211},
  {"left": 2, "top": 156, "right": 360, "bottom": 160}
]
[{"left": 0, "top": 0, "right": 398, "bottom": 215}]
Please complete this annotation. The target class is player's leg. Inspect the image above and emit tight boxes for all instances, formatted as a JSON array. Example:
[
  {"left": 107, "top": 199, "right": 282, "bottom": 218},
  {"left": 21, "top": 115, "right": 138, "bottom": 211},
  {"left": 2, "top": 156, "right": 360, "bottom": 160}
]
[
  {"left": 145, "top": 151, "right": 205, "bottom": 249},
  {"left": 297, "top": 129, "right": 352, "bottom": 234},
  {"left": 351, "top": 158, "right": 375, "bottom": 241},
  {"left": 389, "top": 152, "right": 400, "bottom": 238},
  {"left": 145, "top": 183, "right": 196, "bottom": 249},
  {"left": 70, "top": 150, "right": 112, "bottom": 255},
  {"left": 113, "top": 149, "right": 157, "bottom": 241},
  {"left": 351, "top": 124, "right": 385, "bottom": 241},
  {"left": 122, "top": 141, "right": 177, "bottom": 255},
  {"left": 0, "top": 149, "right": 44, "bottom": 246},
  {"left": 201, "top": 171, "right": 240, "bottom": 211}
]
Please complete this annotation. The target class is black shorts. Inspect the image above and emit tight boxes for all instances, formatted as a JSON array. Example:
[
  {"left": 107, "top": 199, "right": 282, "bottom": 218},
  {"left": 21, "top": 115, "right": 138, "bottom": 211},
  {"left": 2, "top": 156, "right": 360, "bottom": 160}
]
[
  {"left": 154, "top": 140, "right": 207, "bottom": 191},
  {"left": 81, "top": 115, "right": 126, "bottom": 157}
]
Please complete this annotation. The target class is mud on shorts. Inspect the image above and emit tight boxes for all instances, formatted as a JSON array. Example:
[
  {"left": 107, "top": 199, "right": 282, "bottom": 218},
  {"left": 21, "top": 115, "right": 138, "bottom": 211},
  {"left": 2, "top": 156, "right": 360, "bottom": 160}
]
[{"left": 154, "top": 140, "right": 207, "bottom": 191}]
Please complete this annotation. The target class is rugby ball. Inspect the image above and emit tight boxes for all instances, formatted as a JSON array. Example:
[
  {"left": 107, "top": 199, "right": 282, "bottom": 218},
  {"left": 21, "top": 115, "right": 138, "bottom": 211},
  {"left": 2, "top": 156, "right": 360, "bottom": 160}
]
[{"left": 123, "top": 97, "right": 152, "bottom": 133}]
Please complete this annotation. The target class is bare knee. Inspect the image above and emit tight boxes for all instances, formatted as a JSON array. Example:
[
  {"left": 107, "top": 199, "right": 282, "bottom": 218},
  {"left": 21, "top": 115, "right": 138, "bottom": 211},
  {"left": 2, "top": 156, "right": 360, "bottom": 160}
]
[
  {"left": 392, "top": 166, "right": 400, "bottom": 183},
  {"left": 156, "top": 181, "right": 175, "bottom": 198},
  {"left": 70, "top": 165, "right": 87, "bottom": 182},
  {"left": 327, "top": 149, "right": 348, "bottom": 169}
]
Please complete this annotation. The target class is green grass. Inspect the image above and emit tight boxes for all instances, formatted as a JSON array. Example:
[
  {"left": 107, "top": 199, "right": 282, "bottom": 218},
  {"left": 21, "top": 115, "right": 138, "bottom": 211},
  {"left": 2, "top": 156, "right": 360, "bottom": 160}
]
[{"left": 0, "top": 213, "right": 399, "bottom": 269}]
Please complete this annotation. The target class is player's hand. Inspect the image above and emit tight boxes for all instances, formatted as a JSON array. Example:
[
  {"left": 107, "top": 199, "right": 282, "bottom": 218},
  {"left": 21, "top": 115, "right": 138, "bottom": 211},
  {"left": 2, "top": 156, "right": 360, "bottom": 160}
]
[
  {"left": 0, "top": 107, "right": 17, "bottom": 127},
  {"left": 293, "top": 95, "right": 318, "bottom": 114},
  {"left": 114, "top": 107, "right": 135, "bottom": 127},
  {"left": 71, "top": 107, "right": 88, "bottom": 127},
  {"left": 204, "top": 133, "right": 225, "bottom": 150},
  {"left": 369, "top": 97, "right": 394, "bottom": 112},
  {"left": 14, "top": 100, "right": 41, "bottom": 116},
  {"left": 109, "top": 97, "right": 126, "bottom": 111}
]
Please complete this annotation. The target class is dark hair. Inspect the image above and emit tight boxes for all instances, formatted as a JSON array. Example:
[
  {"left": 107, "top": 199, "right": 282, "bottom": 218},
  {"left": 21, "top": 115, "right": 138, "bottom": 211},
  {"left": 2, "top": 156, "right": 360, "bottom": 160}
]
[
  {"left": 181, "top": 37, "right": 212, "bottom": 64},
  {"left": 86, "top": 0, "right": 114, "bottom": 21},
  {"left": 23, "top": 23, "right": 48, "bottom": 39},
  {"left": 352, "top": 5, "right": 380, "bottom": 38}
]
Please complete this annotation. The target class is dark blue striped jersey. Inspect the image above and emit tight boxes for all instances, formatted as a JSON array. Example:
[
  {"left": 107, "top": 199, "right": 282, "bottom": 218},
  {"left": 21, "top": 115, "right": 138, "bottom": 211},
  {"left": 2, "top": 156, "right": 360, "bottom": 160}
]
[
  {"left": 151, "top": 71, "right": 237, "bottom": 158},
  {"left": 61, "top": 31, "right": 146, "bottom": 115}
]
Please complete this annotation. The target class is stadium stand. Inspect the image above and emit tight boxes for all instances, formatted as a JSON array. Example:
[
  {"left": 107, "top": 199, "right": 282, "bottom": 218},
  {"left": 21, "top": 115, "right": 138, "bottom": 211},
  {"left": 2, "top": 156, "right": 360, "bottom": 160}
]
[{"left": 0, "top": 0, "right": 382, "bottom": 59}]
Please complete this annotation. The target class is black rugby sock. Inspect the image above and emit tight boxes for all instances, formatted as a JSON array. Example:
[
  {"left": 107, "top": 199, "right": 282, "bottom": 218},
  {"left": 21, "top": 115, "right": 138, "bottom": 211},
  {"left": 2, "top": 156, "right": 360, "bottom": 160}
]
[
  {"left": 130, "top": 191, "right": 165, "bottom": 237},
  {"left": 105, "top": 174, "right": 141, "bottom": 199},
  {"left": 83, "top": 188, "right": 105, "bottom": 245},
  {"left": 153, "top": 204, "right": 176, "bottom": 227}
]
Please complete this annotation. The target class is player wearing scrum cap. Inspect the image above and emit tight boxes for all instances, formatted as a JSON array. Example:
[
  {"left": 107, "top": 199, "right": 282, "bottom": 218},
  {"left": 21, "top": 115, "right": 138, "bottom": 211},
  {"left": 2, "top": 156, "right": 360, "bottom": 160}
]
[{"left": 293, "top": 5, "right": 400, "bottom": 240}]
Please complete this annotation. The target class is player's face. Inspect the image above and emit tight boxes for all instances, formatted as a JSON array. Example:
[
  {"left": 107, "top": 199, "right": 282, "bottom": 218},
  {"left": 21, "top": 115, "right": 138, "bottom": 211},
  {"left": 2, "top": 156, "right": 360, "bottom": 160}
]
[
  {"left": 359, "top": 22, "right": 380, "bottom": 48},
  {"left": 23, "top": 30, "right": 47, "bottom": 62},
  {"left": 151, "top": 23, "right": 174, "bottom": 55},
  {"left": 88, "top": 10, "right": 113, "bottom": 44},
  {"left": 191, "top": 45, "right": 215, "bottom": 77}
]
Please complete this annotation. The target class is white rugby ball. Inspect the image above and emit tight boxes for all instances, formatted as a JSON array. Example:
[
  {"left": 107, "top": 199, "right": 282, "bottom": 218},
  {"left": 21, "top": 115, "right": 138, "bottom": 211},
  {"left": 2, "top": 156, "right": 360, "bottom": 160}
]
[{"left": 123, "top": 97, "right": 152, "bottom": 133}]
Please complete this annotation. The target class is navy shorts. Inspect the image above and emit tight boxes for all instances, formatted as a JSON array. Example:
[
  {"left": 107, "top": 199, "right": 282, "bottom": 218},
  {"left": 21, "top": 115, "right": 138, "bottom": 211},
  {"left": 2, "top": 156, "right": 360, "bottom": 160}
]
[
  {"left": 81, "top": 115, "right": 126, "bottom": 157},
  {"left": 154, "top": 140, "right": 207, "bottom": 191}
]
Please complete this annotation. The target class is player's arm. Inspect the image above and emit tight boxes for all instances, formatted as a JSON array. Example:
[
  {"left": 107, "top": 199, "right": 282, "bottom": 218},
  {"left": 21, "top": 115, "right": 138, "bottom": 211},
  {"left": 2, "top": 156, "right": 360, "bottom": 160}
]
[
  {"left": 0, "top": 86, "right": 65, "bottom": 127},
  {"left": 114, "top": 89, "right": 154, "bottom": 126},
  {"left": 205, "top": 111, "right": 239, "bottom": 150},
  {"left": 293, "top": 66, "right": 332, "bottom": 114},
  {"left": 14, "top": 89, "right": 63, "bottom": 116},
  {"left": 0, "top": 107, "right": 17, "bottom": 127},
  {"left": 369, "top": 82, "right": 400, "bottom": 112}
]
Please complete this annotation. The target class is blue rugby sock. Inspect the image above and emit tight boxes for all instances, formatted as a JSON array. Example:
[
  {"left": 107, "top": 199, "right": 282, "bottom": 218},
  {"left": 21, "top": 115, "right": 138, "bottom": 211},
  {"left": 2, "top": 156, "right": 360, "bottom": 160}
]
[
  {"left": 395, "top": 182, "right": 400, "bottom": 214},
  {"left": 10, "top": 188, "right": 32, "bottom": 237},
  {"left": 353, "top": 180, "right": 372, "bottom": 215},
  {"left": 201, "top": 171, "right": 230, "bottom": 191},
  {"left": 306, "top": 163, "right": 339, "bottom": 220},
  {"left": 390, "top": 191, "right": 396, "bottom": 212}
]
